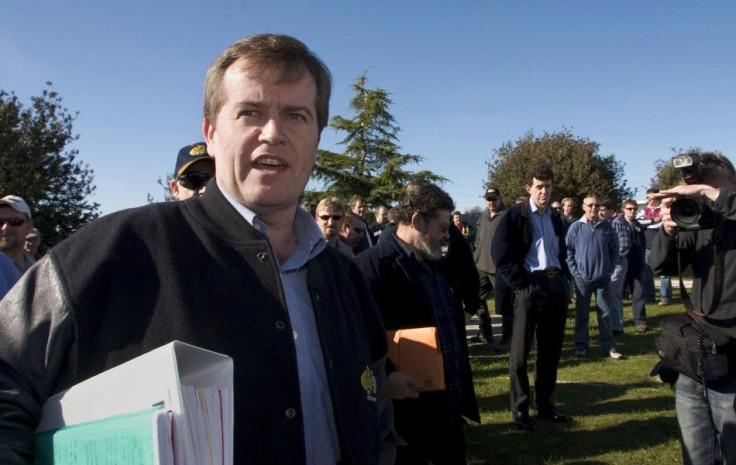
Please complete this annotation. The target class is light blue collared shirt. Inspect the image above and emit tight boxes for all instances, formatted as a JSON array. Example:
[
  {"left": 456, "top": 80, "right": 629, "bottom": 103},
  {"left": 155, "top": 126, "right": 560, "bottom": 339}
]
[
  {"left": 524, "top": 201, "right": 562, "bottom": 272},
  {"left": 220, "top": 185, "right": 340, "bottom": 465}
]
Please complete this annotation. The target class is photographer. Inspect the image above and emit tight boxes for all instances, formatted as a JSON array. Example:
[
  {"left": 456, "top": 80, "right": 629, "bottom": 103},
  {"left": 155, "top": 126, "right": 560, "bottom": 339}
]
[{"left": 650, "top": 151, "right": 736, "bottom": 465}]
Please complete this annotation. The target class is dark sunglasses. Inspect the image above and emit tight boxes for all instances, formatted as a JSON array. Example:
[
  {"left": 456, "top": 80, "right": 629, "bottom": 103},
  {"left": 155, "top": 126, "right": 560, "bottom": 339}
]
[
  {"left": 485, "top": 197, "right": 499, "bottom": 202},
  {"left": 177, "top": 171, "right": 214, "bottom": 190},
  {"left": 0, "top": 217, "right": 26, "bottom": 227},
  {"left": 624, "top": 207, "right": 637, "bottom": 211},
  {"left": 585, "top": 203, "right": 600, "bottom": 208},
  {"left": 318, "top": 214, "right": 343, "bottom": 221}
]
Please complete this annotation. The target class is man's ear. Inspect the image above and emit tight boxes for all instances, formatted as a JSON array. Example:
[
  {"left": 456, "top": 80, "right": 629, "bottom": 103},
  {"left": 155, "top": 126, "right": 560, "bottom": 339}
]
[
  {"left": 525, "top": 184, "right": 532, "bottom": 194},
  {"left": 410, "top": 212, "right": 424, "bottom": 232},
  {"left": 203, "top": 118, "right": 216, "bottom": 153},
  {"left": 169, "top": 179, "right": 180, "bottom": 198}
]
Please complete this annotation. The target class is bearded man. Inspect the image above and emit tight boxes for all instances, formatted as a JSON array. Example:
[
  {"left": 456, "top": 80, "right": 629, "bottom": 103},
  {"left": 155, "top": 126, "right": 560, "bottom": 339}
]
[{"left": 355, "top": 179, "right": 478, "bottom": 464}]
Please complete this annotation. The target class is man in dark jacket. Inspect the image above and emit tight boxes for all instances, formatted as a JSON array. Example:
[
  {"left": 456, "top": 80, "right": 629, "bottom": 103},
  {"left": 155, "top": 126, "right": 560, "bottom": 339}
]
[
  {"left": 650, "top": 152, "right": 736, "bottom": 465},
  {"left": 492, "top": 164, "right": 571, "bottom": 430},
  {"left": 356, "top": 179, "right": 478, "bottom": 465},
  {"left": 473, "top": 187, "right": 513, "bottom": 349},
  {"left": 0, "top": 34, "right": 394, "bottom": 465}
]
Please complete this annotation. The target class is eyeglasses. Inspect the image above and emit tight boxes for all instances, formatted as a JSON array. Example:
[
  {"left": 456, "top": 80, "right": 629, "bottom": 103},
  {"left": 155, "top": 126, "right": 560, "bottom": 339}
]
[
  {"left": 623, "top": 207, "right": 637, "bottom": 211},
  {"left": 177, "top": 171, "right": 214, "bottom": 190},
  {"left": 485, "top": 197, "right": 499, "bottom": 202},
  {"left": 0, "top": 217, "right": 26, "bottom": 227},
  {"left": 585, "top": 203, "right": 600, "bottom": 208},
  {"left": 318, "top": 214, "right": 343, "bottom": 221}
]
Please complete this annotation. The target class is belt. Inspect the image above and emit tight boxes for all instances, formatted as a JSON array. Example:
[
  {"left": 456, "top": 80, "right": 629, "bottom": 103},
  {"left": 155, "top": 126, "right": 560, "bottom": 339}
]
[{"left": 532, "top": 268, "right": 561, "bottom": 278}]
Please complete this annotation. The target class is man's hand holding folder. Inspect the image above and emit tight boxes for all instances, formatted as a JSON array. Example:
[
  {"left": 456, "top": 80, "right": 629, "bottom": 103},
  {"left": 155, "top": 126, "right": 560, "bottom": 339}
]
[{"left": 386, "top": 327, "right": 445, "bottom": 399}]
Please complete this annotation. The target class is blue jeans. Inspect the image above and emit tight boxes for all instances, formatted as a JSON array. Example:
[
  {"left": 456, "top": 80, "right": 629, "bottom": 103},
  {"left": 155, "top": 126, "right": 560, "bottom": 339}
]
[
  {"left": 676, "top": 374, "right": 736, "bottom": 465},
  {"left": 604, "top": 259, "right": 627, "bottom": 332},
  {"left": 574, "top": 275, "right": 616, "bottom": 353},
  {"left": 660, "top": 275, "right": 672, "bottom": 302}
]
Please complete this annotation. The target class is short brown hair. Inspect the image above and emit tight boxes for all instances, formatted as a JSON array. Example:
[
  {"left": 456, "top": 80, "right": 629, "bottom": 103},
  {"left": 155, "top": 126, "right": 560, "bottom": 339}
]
[
  {"left": 525, "top": 164, "right": 554, "bottom": 186},
  {"left": 204, "top": 34, "right": 332, "bottom": 130}
]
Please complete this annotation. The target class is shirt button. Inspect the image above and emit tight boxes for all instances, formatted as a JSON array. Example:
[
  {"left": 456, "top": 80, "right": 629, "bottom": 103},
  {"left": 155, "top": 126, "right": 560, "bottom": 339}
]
[
  {"left": 256, "top": 252, "right": 268, "bottom": 262},
  {"left": 275, "top": 320, "right": 286, "bottom": 331},
  {"left": 285, "top": 407, "right": 297, "bottom": 419}
]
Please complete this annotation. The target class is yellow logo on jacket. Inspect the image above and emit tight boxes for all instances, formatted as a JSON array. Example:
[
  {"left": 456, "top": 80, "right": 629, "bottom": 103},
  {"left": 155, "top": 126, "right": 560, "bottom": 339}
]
[{"left": 361, "top": 366, "right": 377, "bottom": 402}]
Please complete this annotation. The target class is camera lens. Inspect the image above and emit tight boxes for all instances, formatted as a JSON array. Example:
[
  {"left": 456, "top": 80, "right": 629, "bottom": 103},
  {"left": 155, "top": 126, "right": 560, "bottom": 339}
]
[{"left": 670, "top": 198, "right": 701, "bottom": 227}]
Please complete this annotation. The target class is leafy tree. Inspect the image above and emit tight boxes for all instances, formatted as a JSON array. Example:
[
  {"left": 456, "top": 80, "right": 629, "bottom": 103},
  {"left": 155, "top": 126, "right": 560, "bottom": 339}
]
[
  {"left": 485, "top": 129, "right": 634, "bottom": 214},
  {"left": 0, "top": 84, "right": 99, "bottom": 249},
  {"left": 308, "top": 71, "right": 446, "bottom": 206},
  {"left": 649, "top": 158, "right": 681, "bottom": 191}
]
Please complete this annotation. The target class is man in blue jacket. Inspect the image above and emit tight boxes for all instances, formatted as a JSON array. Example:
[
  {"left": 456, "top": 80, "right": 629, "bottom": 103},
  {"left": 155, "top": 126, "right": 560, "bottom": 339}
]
[{"left": 566, "top": 194, "right": 622, "bottom": 359}]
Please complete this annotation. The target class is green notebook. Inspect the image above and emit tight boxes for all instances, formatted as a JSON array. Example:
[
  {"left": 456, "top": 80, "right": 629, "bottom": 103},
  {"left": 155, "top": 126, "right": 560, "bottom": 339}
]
[{"left": 35, "top": 406, "right": 172, "bottom": 465}]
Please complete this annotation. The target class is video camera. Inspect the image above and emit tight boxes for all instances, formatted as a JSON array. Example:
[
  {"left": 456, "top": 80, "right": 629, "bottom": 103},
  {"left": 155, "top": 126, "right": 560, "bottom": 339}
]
[{"left": 669, "top": 153, "right": 718, "bottom": 231}]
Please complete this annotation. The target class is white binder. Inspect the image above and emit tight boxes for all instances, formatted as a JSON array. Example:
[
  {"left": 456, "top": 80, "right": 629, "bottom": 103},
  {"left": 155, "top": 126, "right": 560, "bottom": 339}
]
[{"left": 36, "top": 340, "right": 234, "bottom": 465}]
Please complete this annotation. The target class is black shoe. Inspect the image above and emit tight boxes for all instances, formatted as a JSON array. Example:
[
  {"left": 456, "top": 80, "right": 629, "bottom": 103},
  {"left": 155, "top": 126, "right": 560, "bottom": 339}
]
[
  {"left": 537, "top": 406, "right": 569, "bottom": 423},
  {"left": 513, "top": 411, "right": 535, "bottom": 430}
]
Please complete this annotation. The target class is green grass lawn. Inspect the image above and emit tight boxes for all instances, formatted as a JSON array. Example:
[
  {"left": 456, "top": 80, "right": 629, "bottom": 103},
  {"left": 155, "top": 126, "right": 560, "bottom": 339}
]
[{"left": 464, "top": 293, "right": 684, "bottom": 464}]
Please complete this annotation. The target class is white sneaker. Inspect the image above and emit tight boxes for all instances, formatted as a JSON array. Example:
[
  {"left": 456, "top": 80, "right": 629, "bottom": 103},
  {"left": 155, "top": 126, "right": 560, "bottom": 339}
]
[{"left": 608, "top": 349, "right": 623, "bottom": 359}]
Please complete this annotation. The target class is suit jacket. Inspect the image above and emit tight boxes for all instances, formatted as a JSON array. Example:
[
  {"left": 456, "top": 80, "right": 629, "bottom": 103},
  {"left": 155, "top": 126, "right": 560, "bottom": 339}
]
[{"left": 491, "top": 199, "right": 570, "bottom": 290}]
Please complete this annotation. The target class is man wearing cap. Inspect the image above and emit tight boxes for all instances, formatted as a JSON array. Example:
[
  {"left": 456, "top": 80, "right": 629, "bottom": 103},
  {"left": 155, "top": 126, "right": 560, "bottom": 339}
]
[
  {"left": 24, "top": 229, "right": 42, "bottom": 259},
  {"left": 0, "top": 34, "right": 394, "bottom": 464},
  {"left": 473, "top": 187, "right": 512, "bottom": 349},
  {"left": 169, "top": 142, "right": 215, "bottom": 200},
  {"left": 0, "top": 196, "right": 35, "bottom": 273}
]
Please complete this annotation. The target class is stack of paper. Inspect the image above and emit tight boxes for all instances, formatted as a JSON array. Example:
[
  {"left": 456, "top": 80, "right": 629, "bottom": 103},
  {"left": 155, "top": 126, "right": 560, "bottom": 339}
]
[{"left": 35, "top": 341, "right": 234, "bottom": 465}]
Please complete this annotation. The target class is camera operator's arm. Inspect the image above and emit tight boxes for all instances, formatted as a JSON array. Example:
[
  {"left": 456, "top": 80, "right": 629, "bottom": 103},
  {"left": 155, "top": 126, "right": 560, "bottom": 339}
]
[
  {"left": 712, "top": 185, "right": 736, "bottom": 219},
  {"left": 653, "top": 184, "right": 722, "bottom": 204}
]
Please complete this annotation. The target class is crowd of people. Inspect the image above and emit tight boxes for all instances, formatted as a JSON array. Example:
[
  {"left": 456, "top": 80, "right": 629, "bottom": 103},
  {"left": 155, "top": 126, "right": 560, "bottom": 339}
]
[{"left": 0, "top": 33, "right": 734, "bottom": 465}]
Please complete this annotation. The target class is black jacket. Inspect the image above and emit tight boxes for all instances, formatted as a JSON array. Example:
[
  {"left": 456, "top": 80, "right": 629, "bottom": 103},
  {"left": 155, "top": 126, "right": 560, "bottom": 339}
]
[
  {"left": 0, "top": 182, "right": 394, "bottom": 465},
  {"left": 491, "top": 199, "right": 570, "bottom": 290}
]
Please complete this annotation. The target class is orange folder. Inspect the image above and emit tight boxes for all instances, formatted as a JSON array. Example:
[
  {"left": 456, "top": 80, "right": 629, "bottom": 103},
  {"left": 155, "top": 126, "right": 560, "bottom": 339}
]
[{"left": 386, "top": 327, "right": 445, "bottom": 391}]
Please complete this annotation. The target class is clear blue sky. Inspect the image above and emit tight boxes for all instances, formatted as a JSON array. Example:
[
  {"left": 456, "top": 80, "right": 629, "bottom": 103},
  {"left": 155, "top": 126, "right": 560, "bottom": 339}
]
[{"left": 2, "top": 1, "right": 735, "bottom": 214}]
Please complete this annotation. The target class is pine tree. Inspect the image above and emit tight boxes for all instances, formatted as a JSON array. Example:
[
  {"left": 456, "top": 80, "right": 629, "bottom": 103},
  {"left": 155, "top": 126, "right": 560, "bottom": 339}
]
[{"left": 308, "top": 71, "right": 445, "bottom": 206}]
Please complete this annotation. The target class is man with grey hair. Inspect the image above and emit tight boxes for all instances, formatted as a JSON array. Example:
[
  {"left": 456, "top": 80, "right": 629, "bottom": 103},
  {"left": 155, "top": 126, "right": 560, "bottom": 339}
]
[
  {"left": 356, "top": 179, "right": 478, "bottom": 464},
  {"left": 0, "top": 34, "right": 393, "bottom": 464}
]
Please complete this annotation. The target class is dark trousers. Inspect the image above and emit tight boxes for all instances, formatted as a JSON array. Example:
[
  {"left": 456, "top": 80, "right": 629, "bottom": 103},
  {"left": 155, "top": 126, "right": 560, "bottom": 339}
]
[
  {"left": 478, "top": 270, "right": 514, "bottom": 340},
  {"left": 509, "top": 272, "right": 569, "bottom": 414},
  {"left": 394, "top": 392, "right": 466, "bottom": 465},
  {"left": 626, "top": 260, "right": 648, "bottom": 326}
]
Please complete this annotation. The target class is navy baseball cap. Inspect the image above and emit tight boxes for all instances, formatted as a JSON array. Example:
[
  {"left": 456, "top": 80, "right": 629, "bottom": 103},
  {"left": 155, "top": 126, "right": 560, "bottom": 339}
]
[
  {"left": 484, "top": 188, "right": 501, "bottom": 199},
  {"left": 174, "top": 142, "right": 212, "bottom": 176}
]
